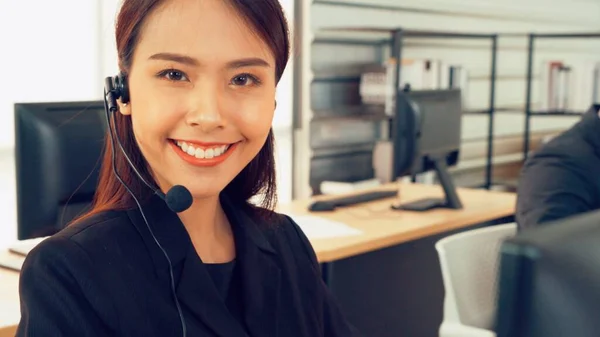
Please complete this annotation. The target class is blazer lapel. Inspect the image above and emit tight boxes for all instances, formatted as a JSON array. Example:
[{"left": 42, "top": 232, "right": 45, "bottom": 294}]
[{"left": 221, "top": 198, "right": 282, "bottom": 337}]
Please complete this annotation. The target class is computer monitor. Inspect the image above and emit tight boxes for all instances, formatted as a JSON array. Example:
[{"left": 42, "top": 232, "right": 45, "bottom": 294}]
[
  {"left": 14, "top": 101, "right": 106, "bottom": 240},
  {"left": 495, "top": 210, "right": 600, "bottom": 337},
  {"left": 391, "top": 89, "right": 463, "bottom": 211}
]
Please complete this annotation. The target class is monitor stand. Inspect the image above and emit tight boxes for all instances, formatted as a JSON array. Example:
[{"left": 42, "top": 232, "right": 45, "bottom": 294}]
[{"left": 391, "top": 155, "right": 463, "bottom": 212}]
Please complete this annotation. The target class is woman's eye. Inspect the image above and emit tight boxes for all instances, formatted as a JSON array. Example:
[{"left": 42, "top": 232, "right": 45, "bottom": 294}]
[
  {"left": 158, "top": 69, "right": 188, "bottom": 82},
  {"left": 231, "top": 74, "right": 260, "bottom": 87}
]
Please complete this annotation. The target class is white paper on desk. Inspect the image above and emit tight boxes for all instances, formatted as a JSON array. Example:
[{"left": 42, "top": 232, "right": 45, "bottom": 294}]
[{"left": 287, "top": 214, "right": 362, "bottom": 240}]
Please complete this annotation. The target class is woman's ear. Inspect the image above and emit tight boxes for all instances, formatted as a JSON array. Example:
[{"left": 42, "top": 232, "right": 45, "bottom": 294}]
[{"left": 118, "top": 100, "right": 132, "bottom": 115}]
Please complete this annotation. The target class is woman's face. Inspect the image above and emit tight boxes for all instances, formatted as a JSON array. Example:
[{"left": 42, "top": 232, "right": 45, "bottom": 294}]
[{"left": 120, "top": 0, "right": 276, "bottom": 200}]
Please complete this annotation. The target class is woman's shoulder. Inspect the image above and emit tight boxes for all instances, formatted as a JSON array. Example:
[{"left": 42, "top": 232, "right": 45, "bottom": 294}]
[
  {"left": 18, "top": 211, "right": 123, "bottom": 335},
  {"left": 24, "top": 209, "right": 133, "bottom": 267},
  {"left": 253, "top": 210, "right": 320, "bottom": 267},
  {"left": 56, "top": 209, "right": 132, "bottom": 245},
  {"left": 253, "top": 210, "right": 303, "bottom": 241}
]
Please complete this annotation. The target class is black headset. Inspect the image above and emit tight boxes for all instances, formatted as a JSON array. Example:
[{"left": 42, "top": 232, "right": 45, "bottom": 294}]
[
  {"left": 114, "top": 72, "right": 130, "bottom": 105},
  {"left": 104, "top": 72, "right": 128, "bottom": 113},
  {"left": 103, "top": 72, "right": 189, "bottom": 337}
]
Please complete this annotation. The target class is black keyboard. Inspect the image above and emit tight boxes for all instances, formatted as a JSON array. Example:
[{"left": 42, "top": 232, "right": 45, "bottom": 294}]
[{"left": 308, "top": 190, "right": 398, "bottom": 212}]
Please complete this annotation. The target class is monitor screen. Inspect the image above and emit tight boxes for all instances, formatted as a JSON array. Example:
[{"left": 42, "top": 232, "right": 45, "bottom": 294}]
[{"left": 14, "top": 101, "right": 106, "bottom": 239}]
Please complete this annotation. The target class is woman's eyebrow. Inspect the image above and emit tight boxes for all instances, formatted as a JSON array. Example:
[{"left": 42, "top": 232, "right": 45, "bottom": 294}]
[
  {"left": 148, "top": 52, "right": 198, "bottom": 66},
  {"left": 226, "top": 58, "right": 271, "bottom": 69},
  {"left": 148, "top": 53, "right": 272, "bottom": 69}
]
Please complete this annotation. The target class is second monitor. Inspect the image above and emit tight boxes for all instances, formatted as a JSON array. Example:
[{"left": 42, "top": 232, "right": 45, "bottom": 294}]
[
  {"left": 14, "top": 101, "right": 106, "bottom": 240},
  {"left": 391, "top": 89, "right": 463, "bottom": 211}
]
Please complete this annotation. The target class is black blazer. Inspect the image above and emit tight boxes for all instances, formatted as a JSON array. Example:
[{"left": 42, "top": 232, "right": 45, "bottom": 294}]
[
  {"left": 17, "top": 194, "right": 362, "bottom": 337},
  {"left": 516, "top": 104, "right": 600, "bottom": 230}
]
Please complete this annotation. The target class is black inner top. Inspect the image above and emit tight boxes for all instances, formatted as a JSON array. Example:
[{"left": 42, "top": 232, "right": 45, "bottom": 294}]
[
  {"left": 205, "top": 260, "right": 237, "bottom": 300},
  {"left": 205, "top": 259, "right": 247, "bottom": 331}
]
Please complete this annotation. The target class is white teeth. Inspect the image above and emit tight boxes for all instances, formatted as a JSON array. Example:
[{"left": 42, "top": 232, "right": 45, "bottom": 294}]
[
  {"left": 175, "top": 141, "right": 231, "bottom": 159},
  {"left": 186, "top": 146, "right": 196, "bottom": 156}
]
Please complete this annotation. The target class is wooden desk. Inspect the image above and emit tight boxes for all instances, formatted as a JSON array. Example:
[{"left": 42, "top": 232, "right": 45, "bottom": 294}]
[
  {"left": 0, "top": 183, "right": 516, "bottom": 336},
  {"left": 280, "top": 182, "right": 515, "bottom": 337},
  {"left": 278, "top": 182, "right": 516, "bottom": 263}
]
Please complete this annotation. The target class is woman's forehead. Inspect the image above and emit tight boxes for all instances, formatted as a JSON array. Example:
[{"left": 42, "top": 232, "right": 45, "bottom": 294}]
[{"left": 133, "top": 0, "right": 274, "bottom": 66}]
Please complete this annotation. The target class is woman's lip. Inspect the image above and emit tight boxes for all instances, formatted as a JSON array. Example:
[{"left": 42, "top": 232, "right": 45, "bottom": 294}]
[
  {"left": 170, "top": 141, "right": 238, "bottom": 167},
  {"left": 171, "top": 139, "right": 237, "bottom": 147}
]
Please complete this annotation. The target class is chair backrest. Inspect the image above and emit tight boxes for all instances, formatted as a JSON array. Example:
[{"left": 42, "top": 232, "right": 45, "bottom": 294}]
[{"left": 436, "top": 223, "right": 517, "bottom": 330}]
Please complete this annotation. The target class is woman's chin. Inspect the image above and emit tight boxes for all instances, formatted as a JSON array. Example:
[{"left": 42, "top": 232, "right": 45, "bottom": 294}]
[
  {"left": 183, "top": 186, "right": 225, "bottom": 202},
  {"left": 161, "top": 172, "right": 232, "bottom": 202}
]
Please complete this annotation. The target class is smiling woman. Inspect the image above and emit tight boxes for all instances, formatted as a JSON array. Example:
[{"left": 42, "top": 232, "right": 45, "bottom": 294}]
[
  {"left": 15, "top": 0, "right": 362, "bottom": 337},
  {"left": 98, "top": 0, "right": 286, "bottom": 217}
]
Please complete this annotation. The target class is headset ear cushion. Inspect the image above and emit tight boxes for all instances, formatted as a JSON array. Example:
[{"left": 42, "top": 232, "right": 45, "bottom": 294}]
[{"left": 117, "top": 72, "right": 130, "bottom": 104}]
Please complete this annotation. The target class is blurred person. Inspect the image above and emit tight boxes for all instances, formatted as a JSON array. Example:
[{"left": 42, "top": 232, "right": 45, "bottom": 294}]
[
  {"left": 516, "top": 104, "right": 600, "bottom": 230},
  {"left": 16, "top": 0, "right": 361, "bottom": 336}
]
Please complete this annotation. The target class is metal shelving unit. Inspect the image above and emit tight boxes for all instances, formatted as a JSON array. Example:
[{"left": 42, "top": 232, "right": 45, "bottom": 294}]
[
  {"left": 320, "top": 27, "right": 499, "bottom": 189},
  {"left": 523, "top": 32, "right": 600, "bottom": 159}
]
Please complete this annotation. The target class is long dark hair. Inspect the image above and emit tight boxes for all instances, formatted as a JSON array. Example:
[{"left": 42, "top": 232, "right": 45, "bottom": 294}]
[{"left": 77, "top": 0, "right": 290, "bottom": 222}]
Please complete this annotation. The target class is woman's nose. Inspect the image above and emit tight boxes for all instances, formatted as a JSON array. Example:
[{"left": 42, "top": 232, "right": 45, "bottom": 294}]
[{"left": 185, "top": 89, "right": 227, "bottom": 133}]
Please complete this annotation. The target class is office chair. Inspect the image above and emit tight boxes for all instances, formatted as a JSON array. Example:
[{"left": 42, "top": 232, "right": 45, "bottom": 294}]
[{"left": 435, "top": 223, "right": 517, "bottom": 337}]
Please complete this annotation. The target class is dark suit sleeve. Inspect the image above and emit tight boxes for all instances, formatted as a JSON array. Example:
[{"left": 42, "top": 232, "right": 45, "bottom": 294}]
[
  {"left": 17, "top": 236, "right": 116, "bottom": 336},
  {"left": 516, "top": 153, "right": 596, "bottom": 230},
  {"left": 284, "top": 216, "right": 364, "bottom": 337}
]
